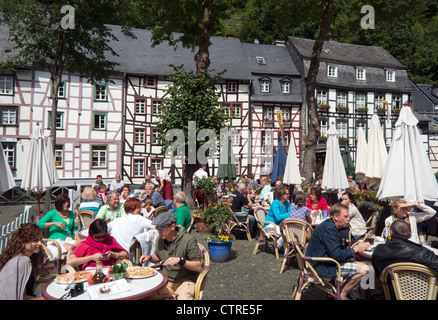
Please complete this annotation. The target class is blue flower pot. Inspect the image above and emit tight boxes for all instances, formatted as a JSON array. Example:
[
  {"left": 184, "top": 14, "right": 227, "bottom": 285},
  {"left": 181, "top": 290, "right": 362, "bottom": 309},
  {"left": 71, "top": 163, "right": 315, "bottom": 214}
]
[{"left": 207, "top": 240, "right": 234, "bottom": 263}]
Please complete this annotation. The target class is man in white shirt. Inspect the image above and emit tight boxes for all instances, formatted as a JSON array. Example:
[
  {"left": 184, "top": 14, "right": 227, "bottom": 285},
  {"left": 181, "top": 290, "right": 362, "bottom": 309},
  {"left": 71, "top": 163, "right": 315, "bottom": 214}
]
[
  {"left": 110, "top": 173, "right": 124, "bottom": 193},
  {"left": 193, "top": 164, "right": 208, "bottom": 207}
]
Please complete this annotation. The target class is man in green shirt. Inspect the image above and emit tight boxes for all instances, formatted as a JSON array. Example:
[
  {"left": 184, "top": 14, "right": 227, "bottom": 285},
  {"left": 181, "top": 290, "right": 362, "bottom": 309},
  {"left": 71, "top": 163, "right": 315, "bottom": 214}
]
[
  {"left": 96, "top": 191, "right": 126, "bottom": 222},
  {"left": 173, "top": 191, "right": 192, "bottom": 230}
]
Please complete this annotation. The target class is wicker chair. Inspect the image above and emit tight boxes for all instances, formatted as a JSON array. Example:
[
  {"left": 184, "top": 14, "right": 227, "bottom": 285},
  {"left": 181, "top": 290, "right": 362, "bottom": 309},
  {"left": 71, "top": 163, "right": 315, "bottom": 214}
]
[
  {"left": 187, "top": 214, "right": 195, "bottom": 233},
  {"left": 252, "top": 206, "right": 280, "bottom": 259},
  {"left": 380, "top": 262, "right": 438, "bottom": 300},
  {"left": 228, "top": 210, "right": 252, "bottom": 241},
  {"left": 291, "top": 234, "right": 342, "bottom": 300},
  {"left": 348, "top": 210, "right": 380, "bottom": 248},
  {"left": 77, "top": 209, "right": 96, "bottom": 230},
  {"left": 129, "top": 238, "right": 143, "bottom": 266},
  {"left": 194, "top": 243, "right": 211, "bottom": 300},
  {"left": 41, "top": 238, "right": 66, "bottom": 275},
  {"left": 150, "top": 206, "right": 169, "bottom": 220},
  {"left": 279, "top": 218, "right": 313, "bottom": 274}
]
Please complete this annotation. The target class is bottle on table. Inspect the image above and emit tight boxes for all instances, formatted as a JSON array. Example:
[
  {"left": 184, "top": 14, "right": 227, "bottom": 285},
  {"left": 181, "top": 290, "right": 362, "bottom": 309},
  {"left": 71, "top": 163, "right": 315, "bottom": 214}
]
[{"left": 91, "top": 260, "right": 106, "bottom": 284}]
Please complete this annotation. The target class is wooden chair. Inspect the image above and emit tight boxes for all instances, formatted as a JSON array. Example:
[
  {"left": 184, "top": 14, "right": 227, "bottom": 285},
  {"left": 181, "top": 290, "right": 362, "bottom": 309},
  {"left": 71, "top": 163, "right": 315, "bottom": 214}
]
[
  {"left": 252, "top": 206, "right": 280, "bottom": 259},
  {"left": 194, "top": 243, "right": 211, "bottom": 300},
  {"left": 228, "top": 210, "right": 252, "bottom": 241},
  {"left": 150, "top": 206, "right": 169, "bottom": 220},
  {"left": 291, "top": 234, "right": 342, "bottom": 300},
  {"left": 380, "top": 262, "right": 438, "bottom": 300},
  {"left": 129, "top": 238, "right": 143, "bottom": 266},
  {"left": 348, "top": 210, "right": 380, "bottom": 247},
  {"left": 187, "top": 214, "right": 195, "bottom": 233},
  {"left": 279, "top": 218, "right": 313, "bottom": 274},
  {"left": 41, "top": 238, "right": 65, "bottom": 275},
  {"left": 77, "top": 209, "right": 96, "bottom": 230}
]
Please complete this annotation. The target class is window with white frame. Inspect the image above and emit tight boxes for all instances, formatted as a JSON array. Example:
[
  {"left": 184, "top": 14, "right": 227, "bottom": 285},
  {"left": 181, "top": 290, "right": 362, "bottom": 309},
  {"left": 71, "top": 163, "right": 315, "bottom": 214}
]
[
  {"left": 262, "top": 130, "right": 273, "bottom": 153},
  {"left": 134, "top": 128, "right": 145, "bottom": 144},
  {"left": 281, "top": 107, "right": 291, "bottom": 121},
  {"left": 231, "top": 103, "right": 241, "bottom": 117},
  {"left": 52, "top": 81, "right": 66, "bottom": 99},
  {"left": 281, "top": 80, "right": 291, "bottom": 94},
  {"left": 336, "top": 119, "right": 348, "bottom": 138},
  {"left": 260, "top": 80, "right": 270, "bottom": 93},
  {"left": 230, "top": 130, "right": 241, "bottom": 145},
  {"left": 91, "top": 146, "right": 107, "bottom": 168},
  {"left": 222, "top": 103, "right": 231, "bottom": 116},
  {"left": 375, "top": 93, "right": 386, "bottom": 108},
  {"left": 152, "top": 100, "right": 163, "bottom": 115},
  {"left": 392, "top": 94, "right": 402, "bottom": 109},
  {"left": 264, "top": 106, "right": 274, "bottom": 120},
  {"left": 356, "top": 92, "right": 367, "bottom": 109},
  {"left": 94, "top": 84, "right": 108, "bottom": 101},
  {"left": 2, "top": 142, "right": 15, "bottom": 168},
  {"left": 320, "top": 118, "right": 328, "bottom": 136},
  {"left": 261, "top": 157, "right": 272, "bottom": 175},
  {"left": 1, "top": 106, "right": 18, "bottom": 125},
  {"left": 386, "top": 70, "right": 395, "bottom": 82},
  {"left": 93, "top": 112, "right": 107, "bottom": 130},
  {"left": 152, "top": 129, "right": 162, "bottom": 145},
  {"left": 133, "top": 159, "right": 145, "bottom": 177},
  {"left": 227, "top": 81, "right": 237, "bottom": 93},
  {"left": 356, "top": 67, "right": 366, "bottom": 80},
  {"left": 151, "top": 159, "right": 162, "bottom": 171},
  {"left": 327, "top": 65, "right": 338, "bottom": 77},
  {"left": 47, "top": 111, "right": 64, "bottom": 129},
  {"left": 0, "top": 75, "right": 13, "bottom": 94},
  {"left": 336, "top": 91, "right": 347, "bottom": 107},
  {"left": 317, "top": 89, "right": 328, "bottom": 105},
  {"left": 135, "top": 99, "right": 146, "bottom": 114},
  {"left": 55, "top": 145, "right": 63, "bottom": 168}
]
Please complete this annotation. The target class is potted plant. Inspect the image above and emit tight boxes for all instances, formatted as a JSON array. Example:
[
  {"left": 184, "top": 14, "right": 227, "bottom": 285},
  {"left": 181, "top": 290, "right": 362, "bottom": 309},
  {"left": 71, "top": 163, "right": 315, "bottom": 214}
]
[
  {"left": 392, "top": 108, "right": 401, "bottom": 114},
  {"left": 376, "top": 107, "right": 386, "bottom": 114},
  {"left": 200, "top": 200, "right": 236, "bottom": 262},
  {"left": 263, "top": 116, "right": 274, "bottom": 127},
  {"left": 193, "top": 176, "right": 218, "bottom": 208},
  {"left": 318, "top": 135, "right": 328, "bottom": 144},
  {"left": 357, "top": 107, "right": 368, "bottom": 113},
  {"left": 318, "top": 104, "right": 330, "bottom": 111},
  {"left": 338, "top": 137, "right": 349, "bottom": 144},
  {"left": 336, "top": 105, "right": 349, "bottom": 113}
]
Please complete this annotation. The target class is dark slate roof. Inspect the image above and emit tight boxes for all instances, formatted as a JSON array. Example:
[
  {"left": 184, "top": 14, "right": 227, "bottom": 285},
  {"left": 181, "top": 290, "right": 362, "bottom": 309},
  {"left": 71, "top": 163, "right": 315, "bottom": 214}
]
[
  {"left": 287, "top": 36, "right": 406, "bottom": 69},
  {"left": 0, "top": 24, "right": 20, "bottom": 65},
  {"left": 412, "top": 83, "right": 438, "bottom": 112}
]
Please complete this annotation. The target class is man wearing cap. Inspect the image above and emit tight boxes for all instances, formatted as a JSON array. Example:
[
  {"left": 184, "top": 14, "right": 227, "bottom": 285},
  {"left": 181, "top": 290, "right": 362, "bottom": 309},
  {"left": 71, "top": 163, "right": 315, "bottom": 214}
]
[{"left": 140, "top": 211, "right": 202, "bottom": 300}]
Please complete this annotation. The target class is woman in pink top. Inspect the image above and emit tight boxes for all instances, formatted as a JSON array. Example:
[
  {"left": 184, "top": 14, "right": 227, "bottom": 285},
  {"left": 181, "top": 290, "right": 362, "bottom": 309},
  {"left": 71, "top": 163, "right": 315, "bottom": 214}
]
[{"left": 306, "top": 186, "right": 328, "bottom": 218}]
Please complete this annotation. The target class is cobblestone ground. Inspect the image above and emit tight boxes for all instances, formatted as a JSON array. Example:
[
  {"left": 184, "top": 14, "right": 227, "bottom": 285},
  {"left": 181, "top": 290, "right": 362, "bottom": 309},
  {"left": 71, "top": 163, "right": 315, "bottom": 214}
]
[{"left": 193, "top": 231, "right": 328, "bottom": 301}]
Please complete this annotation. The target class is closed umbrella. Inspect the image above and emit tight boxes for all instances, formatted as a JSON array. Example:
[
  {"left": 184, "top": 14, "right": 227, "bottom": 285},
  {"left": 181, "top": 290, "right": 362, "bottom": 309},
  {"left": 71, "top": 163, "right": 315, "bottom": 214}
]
[
  {"left": 377, "top": 107, "right": 438, "bottom": 202},
  {"left": 270, "top": 140, "right": 287, "bottom": 184},
  {"left": 355, "top": 127, "right": 368, "bottom": 184},
  {"left": 21, "top": 124, "right": 52, "bottom": 218},
  {"left": 364, "top": 114, "right": 387, "bottom": 190},
  {"left": 283, "top": 136, "right": 302, "bottom": 185},
  {"left": 0, "top": 143, "right": 16, "bottom": 193},
  {"left": 341, "top": 146, "right": 355, "bottom": 178},
  {"left": 321, "top": 124, "right": 349, "bottom": 192},
  {"left": 45, "top": 136, "right": 59, "bottom": 185}
]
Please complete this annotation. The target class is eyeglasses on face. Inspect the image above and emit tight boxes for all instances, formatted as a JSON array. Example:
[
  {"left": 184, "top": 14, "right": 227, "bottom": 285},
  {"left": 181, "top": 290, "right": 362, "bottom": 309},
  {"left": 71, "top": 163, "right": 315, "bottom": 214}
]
[{"left": 155, "top": 225, "right": 171, "bottom": 232}]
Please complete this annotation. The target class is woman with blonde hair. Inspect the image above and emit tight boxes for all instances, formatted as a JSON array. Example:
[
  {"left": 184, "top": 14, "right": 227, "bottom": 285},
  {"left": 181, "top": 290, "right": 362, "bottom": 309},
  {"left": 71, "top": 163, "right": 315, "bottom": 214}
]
[
  {"left": 383, "top": 199, "right": 435, "bottom": 244},
  {"left": 79, "top": 186, "right": 102, "bottom": 214},
  {"left": 256, "top": 176, "right": 272, "bottom": 201}
]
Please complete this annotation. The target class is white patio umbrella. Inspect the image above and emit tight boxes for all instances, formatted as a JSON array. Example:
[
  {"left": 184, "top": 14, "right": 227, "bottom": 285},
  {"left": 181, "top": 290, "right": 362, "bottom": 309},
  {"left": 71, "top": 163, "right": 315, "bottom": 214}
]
[
  {"left": 377, "top": 107, "right": 438, "bottom": 202},
  {"left": 364, "top": 114, "right": 387, "bottom": 190},
  {"left": 45, "top": 136, "right": 59, "bottom": 185},
  {"left": 21, "top": 124, "right": 53, "bottom": 218},
  {"left": 0, "top": 143, "right": 16, "bottom": 193},
  {"left": 321, "top": 124, "right": 349, "bottom": 192},
  {"left": 355, "top": 127, "right": 368, "bottom": 184},
  {"left": 282, "top": 135, "right": 302, "bottom": 185}
]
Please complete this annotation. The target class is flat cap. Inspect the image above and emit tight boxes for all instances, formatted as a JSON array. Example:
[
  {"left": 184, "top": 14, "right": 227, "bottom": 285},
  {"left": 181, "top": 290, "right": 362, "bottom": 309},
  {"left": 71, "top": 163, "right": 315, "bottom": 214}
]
[{"left": 151, "top": 211, "right": 176, "bottom": 227}]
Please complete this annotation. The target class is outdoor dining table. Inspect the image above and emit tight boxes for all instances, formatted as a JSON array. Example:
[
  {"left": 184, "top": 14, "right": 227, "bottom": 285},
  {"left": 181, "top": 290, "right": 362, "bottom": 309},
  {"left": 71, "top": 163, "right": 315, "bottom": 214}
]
[{"left": 42, "top": 268, "right": 168, "bottom": 300}]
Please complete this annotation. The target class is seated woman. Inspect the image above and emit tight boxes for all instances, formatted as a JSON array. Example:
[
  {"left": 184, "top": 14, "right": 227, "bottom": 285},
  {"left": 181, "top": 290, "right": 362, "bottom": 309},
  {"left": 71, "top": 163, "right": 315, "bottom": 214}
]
[
  {"left": 66, "top": 219, "right": 128, "bottom": 270},
  {"left": 78, "top": 187, "right": 101, "bottom": 214},
  {"left": 255, "top": 176, "right": 273, "bottom": 202},
  {"left": 264, "top": 187, "right": 291, "bottom": 248},
  {"left": 289, "top": 192, "right": 312, "bottom": 224},
  {"left": 340, "top": 191, "right": 366, "bottom": 240},
  {"left": 0, "top": 223, "right": 54, "bottom": 300},
  {"left": 119, "top": 185, "right": 133, "bottom": 205},
  {"left": 306, "top": 186, "right": 328, "bottom": 219},
  {"left": 37, "top": 194, "right": 81, "bottom": 258},
  {"left": 383, "top": 199, "right": 436, "bottom": 245}
]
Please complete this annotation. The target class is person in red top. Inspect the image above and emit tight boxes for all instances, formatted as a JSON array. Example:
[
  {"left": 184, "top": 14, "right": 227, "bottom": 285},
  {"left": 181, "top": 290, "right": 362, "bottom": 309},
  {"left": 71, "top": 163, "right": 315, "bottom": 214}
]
[
  {"left": 306, "top": 186, "right": 329, "bottom": 218},
  {"left": 150, "top": 166, "right": 174, "bottom": 201},
  {"left": 67, "top": 219, "right": 128, "bottom": 270}
]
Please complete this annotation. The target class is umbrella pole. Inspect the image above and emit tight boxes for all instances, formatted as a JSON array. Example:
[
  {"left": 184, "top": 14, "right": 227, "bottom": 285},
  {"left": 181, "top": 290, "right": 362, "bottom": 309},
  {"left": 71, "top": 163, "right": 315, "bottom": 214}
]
[{"left": 37, "top": 193, "right": 40, "bottom": 219}]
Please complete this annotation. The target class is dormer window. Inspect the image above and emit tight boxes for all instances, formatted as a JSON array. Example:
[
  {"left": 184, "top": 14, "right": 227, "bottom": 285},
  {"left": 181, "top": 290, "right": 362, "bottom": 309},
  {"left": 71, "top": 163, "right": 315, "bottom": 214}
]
[
  {"left": 261, "top": 80, "right": 270, "bottom": 93},
  {"left": 256, "top": 56, "right": 266, "bottom": 65},
  {"left": 386, "top": 70, "right": 395, "bottom": 82},
  {"left": 280, "top": 77, "right": 292, "bottom": 94},
  {"left": 356, "top": 67, "right": 366, "bottom": 80},
  {"left": 327, "top": 65, "right": 338, "bottom": 77}
]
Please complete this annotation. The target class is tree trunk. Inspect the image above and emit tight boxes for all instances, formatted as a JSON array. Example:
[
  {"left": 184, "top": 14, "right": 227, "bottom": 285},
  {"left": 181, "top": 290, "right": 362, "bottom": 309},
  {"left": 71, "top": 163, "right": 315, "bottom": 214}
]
[
  {"left": 301, "top": 0, "right": 331, "bottom": 184},
  {"left": 194, "top": 0, "right": 213, "bottom": 77},
  {"left": 183, "top": 163, "right": 198, "bottom": 210}
]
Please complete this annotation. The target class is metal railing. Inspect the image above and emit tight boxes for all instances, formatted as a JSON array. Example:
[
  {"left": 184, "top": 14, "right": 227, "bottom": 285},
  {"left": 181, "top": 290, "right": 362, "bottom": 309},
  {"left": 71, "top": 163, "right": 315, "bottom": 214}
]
[{"left": 0, "top": 205, "right": 32, "bottom": 254}]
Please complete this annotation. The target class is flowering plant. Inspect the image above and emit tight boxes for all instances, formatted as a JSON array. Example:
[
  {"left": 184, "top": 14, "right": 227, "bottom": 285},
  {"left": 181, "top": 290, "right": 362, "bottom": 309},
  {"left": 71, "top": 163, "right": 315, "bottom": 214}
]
[
  {"left": 318, "top": 104, "right": 330, "bottom": 110},
  {"left": 283, "top": 118, "right": 291, "bottom": 122},
  {"left": 354, "top": 189, "right": 388, "bottom": 212},
  {"left": 200, "top": 200, "right": 234, "bottom": 233},
  {"left": 264, "top": 116, "right": 273, "bottom": 121},
  {"left": 206, "top": 233, "right": 235, "bottom": 242}
]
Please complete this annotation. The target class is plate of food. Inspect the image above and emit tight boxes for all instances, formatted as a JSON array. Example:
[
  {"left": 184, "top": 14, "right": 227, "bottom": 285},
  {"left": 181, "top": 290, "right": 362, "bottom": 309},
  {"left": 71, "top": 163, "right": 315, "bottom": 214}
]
[
  {"left": 55, "top": 271, "right": 94, "bottom": 284},
  {"left": 124, "top": 267, "right": 157, "bottom": 279}
]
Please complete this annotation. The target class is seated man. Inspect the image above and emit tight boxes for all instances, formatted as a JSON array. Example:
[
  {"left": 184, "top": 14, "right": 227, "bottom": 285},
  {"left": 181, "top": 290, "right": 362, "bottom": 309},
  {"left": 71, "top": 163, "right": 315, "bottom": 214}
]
[
  {"left": 95, "top": 191, "right": 126, "bottom": 222},
  {"left": 141, "top": 185, "right": 166, "bottom": 208},
  {"left": 173, "top": 191, "right": 192, "bottom": 230},
  {"left": 372, "top": 220, "right": 438, "bottom": 277},
  {"left": 140, "top": 212, "right": 202, "bottom": 300},
  {"left": 305, "top": 203, "right": 370, "bottom": 300},
  {"left": 230, "top": 181, "right": 256, "bottom": 237}
]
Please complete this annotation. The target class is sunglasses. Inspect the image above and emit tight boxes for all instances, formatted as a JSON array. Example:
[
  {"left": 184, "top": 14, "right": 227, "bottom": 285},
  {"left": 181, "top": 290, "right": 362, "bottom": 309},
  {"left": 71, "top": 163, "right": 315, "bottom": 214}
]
[{"left": 155, "top": 225, "right": 171, "bottom": 232}]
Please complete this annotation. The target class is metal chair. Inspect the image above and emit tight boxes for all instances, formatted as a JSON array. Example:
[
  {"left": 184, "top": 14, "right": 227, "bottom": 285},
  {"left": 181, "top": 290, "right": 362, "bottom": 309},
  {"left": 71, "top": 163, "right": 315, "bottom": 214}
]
[
  {"left": 252, "top": 206, "right": 280, "bottom": 259},
  {"left": 291, "top": 234, "right": 342, "bottom": 300},
  {"left": 194, "top": 243, "right": 211, "bottom": 300},
  {"left": 380, "top": 262, "right": 438, "bottom": 300},
  {"left": 348, "top": 210, "right": 380, "bottom": 247},
  {"left": 279, "top": 218, "right": 313, "bottom": 274}
]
